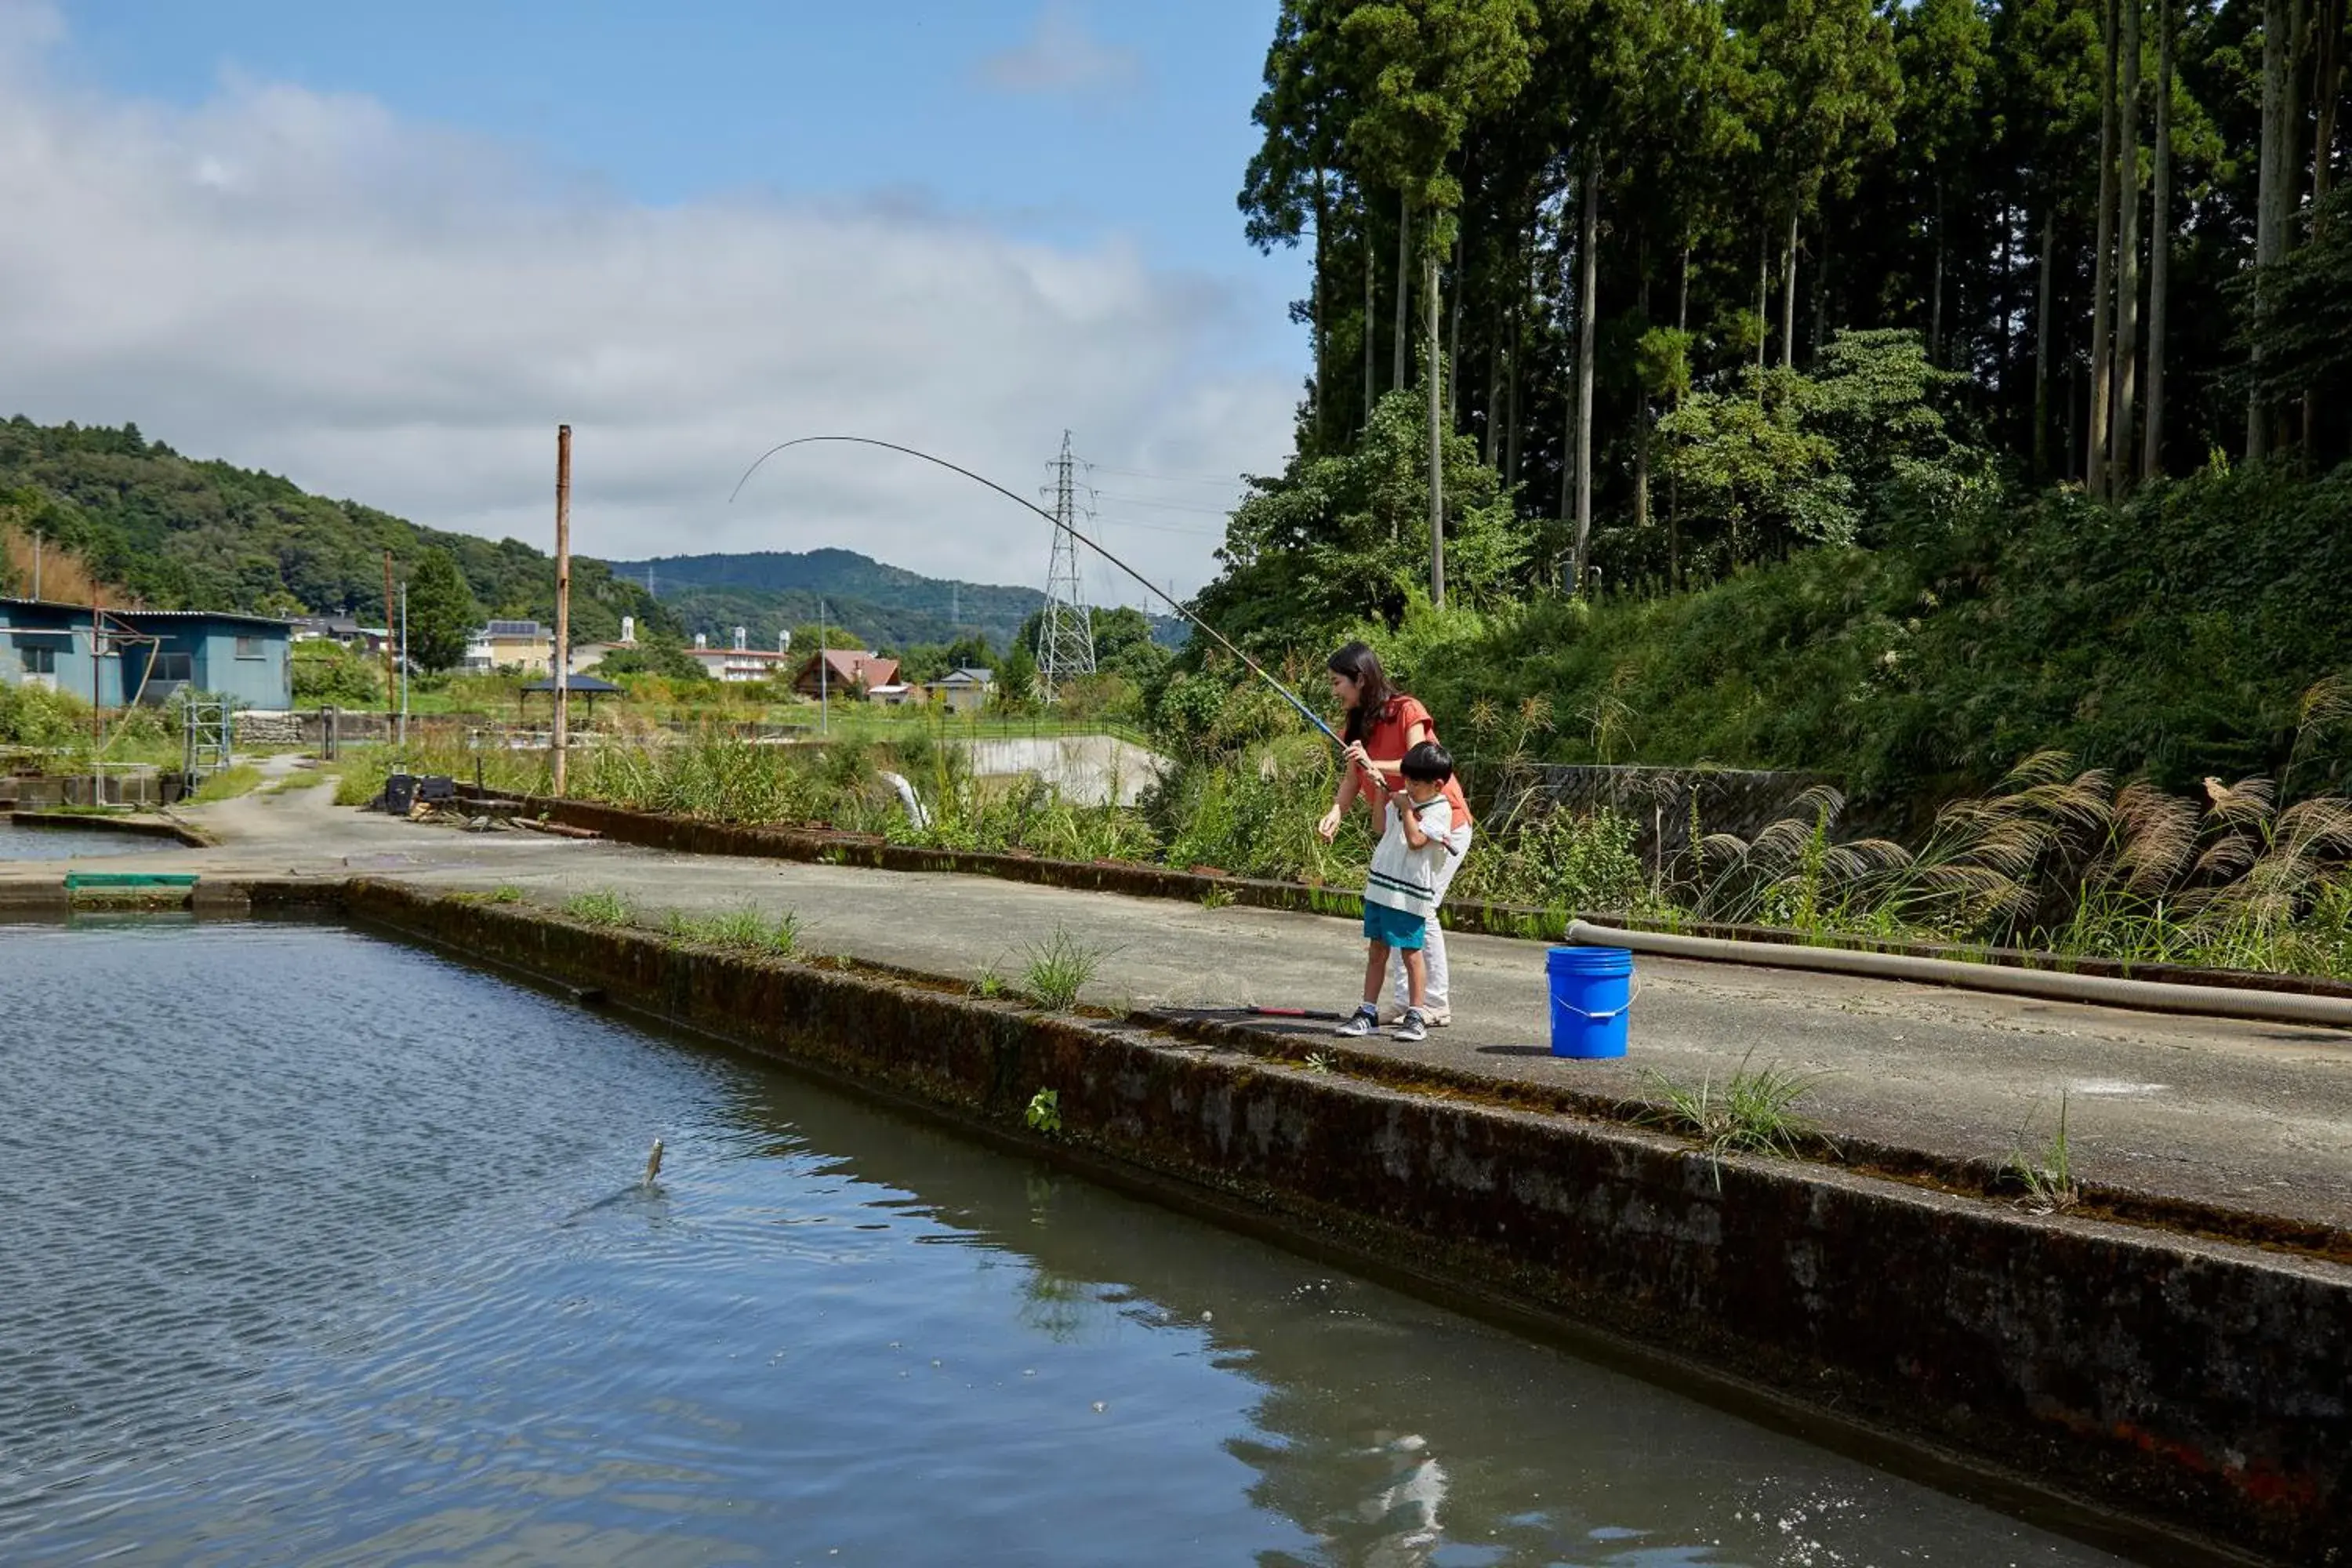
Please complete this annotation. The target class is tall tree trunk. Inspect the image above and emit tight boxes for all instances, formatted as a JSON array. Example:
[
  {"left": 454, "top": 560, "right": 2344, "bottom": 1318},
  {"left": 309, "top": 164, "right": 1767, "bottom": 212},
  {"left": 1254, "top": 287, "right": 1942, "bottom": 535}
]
[
  {"left": 2306, "top": 0, "right": 2343, "bottom": 449},
  {"left": 1780, "top": 205, "right": 1800, "bottom": 369},
  {"left": 1483, "top": 299, "right": 1504, "bottom": 466},
  {"left": 2089, "top": 0, "right": 2120, "bottom": 498},
  {"left": 1813, "top": 223, "right": 1831, "bottom": 359},
  {"left": 1507, "top": 256, "right": 1523, "bottom": 489},
  {"left": 1393, "top": 194, "right": 1412, "bottom": 397},
  {"left": 1505, "top": 281, "right": 1524, "bottom": 486},
  {"left": 2114, "top": 0, "right": 2144, "bottom": 491},
  {"left": 2035, "top": 205, "right": 2055, "bottom": 477},
  {"left": 2143, "top": 0, "right": 2175, "bottom": 481},
  {"left": 1427, "top": 251, "right": 1446, "bottom": 608},
  {"left": 1930, "top": 183, "right": 1947, "bottom": 364},
  {"left": 2251, "top": 0, "right": 2292, "bottom": 461},
  {"left": 1362, "top": 192, "right": 1376, "bottom": 427},
  {"left": 1672, "top": 245, "right": 1687, "bottom": 591},
  {"left": 1311, "top": 167, "right": 1330, "bottom": 446},
  {"left": 1447, "top": 230, "right": 1464, "bottom": 430},
  {"left": 1756, "top": 234, "right": 1769, "bottom": 376},
  {"left": 1573, "top": 150, "right": 1600, "bottom": 593},
  {"left": 1635, "top": 274, "right": 1653, "bottom": 538}
]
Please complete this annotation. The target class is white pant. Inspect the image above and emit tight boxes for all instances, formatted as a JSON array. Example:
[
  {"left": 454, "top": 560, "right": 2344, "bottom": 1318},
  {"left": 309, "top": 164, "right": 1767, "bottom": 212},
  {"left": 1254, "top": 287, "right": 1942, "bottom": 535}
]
[{"left": 1388, "top": 822, "right": 1470, "bottom": 1011}]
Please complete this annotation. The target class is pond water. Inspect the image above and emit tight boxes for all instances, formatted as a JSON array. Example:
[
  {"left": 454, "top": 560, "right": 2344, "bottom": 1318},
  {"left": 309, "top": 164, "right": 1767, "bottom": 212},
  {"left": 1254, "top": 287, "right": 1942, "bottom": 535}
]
[
  {"left": 0, "top": 921, "right": 2140, "bottom": 1566},
  {"left": 0, "top": 820, "right": 172, "bottom": 860}
]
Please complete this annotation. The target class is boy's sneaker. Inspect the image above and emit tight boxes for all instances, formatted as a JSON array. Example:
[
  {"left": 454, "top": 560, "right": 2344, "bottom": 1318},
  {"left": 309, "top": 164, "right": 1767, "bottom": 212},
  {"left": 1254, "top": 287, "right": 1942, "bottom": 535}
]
[
  {"left": 1378, "top": 1002, "right": 1451, "bottom": 1027},
  {"left": 1392, "top": 1008, "right": 1428, "bottom": 1042},
  {"left": 1334, "top": 1005, "right": 1377, "bottom": 1037}
]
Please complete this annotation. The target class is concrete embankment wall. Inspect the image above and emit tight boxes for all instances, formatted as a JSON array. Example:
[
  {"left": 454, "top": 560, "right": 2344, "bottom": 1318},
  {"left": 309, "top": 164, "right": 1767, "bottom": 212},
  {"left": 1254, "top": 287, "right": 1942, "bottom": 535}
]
[{"left": 318, "top": 878, "right": 2348, "bottom": 1564}]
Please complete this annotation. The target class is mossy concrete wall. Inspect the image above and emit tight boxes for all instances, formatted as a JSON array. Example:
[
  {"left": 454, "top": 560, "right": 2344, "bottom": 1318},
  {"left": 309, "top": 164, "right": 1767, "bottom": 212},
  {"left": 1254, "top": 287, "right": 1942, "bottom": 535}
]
[{"left": 339, "top": 879, "right": 2349, "bottom": 1565}]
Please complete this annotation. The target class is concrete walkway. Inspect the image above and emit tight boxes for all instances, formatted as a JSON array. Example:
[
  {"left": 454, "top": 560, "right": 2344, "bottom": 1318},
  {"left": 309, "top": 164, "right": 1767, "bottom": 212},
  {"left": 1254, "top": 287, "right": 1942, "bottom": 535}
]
[{"left": 8, "top": 775, "right": 2350, "bottom": 1236}]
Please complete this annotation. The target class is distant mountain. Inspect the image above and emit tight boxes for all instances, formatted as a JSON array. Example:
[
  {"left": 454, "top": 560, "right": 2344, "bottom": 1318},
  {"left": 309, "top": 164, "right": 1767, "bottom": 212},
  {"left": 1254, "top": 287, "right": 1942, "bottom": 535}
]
[
  {"left": 0, "top": 417, "right": 669, "bottom": 644},
  {"left": 604, "top": 549, "right": 1188, "bottom": 655},
  {"left": 604, "top": 549, "right": 1045, "bottom": 652}
]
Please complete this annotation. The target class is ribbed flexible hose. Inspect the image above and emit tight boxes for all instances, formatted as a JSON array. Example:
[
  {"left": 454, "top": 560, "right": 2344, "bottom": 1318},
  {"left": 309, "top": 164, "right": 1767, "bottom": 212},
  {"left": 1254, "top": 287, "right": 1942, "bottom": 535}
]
[{"left": 1563, "top": 920, "right": 2352, "bottom": 1031}]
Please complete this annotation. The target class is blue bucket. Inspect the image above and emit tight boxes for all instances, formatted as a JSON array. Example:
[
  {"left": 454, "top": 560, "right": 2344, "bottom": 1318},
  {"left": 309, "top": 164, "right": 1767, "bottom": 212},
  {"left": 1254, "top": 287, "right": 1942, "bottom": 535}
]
[{"left": 1548, "top": 946, "right": 1635, "bottom": 1058}]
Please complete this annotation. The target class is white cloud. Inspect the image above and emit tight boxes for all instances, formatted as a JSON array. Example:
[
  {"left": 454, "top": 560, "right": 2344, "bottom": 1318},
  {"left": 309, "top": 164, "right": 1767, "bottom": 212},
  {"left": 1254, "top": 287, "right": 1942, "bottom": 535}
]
[
  {"left": 974, "top": 3, "right": 1143, "bottom": 99},
  {"left": 0, "top": 5, "right": 1292, "bottom": 601}
]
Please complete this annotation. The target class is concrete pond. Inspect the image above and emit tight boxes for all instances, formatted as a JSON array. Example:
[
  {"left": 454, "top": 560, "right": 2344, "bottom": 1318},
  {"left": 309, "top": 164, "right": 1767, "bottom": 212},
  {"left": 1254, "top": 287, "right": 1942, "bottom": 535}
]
[{"left": 1, "top": 780, "right": 2347, "bottom": 1564}]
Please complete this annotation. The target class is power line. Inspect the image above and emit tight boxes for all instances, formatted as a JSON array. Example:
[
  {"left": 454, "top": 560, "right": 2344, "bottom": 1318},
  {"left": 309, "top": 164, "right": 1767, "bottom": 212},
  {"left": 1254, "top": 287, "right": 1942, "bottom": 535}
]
[
  {"left": 1093, "top": 492, "right": 1238, "bottom": 516},
  {"left": 1087, "top": 463, "right": 1251, "bottom": 485}
]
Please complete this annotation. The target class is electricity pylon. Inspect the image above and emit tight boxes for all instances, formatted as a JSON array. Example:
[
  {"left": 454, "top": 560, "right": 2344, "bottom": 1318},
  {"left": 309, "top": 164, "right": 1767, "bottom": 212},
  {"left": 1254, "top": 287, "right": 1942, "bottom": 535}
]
[{"left": 1034, "top": 430, "right": 1096, "bottom": 702}]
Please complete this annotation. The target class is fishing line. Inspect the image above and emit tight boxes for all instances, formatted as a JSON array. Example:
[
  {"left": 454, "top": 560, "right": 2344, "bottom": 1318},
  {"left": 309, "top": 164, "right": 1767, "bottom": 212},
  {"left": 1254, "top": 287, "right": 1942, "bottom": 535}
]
[{"left": 728, "top": 435, "right": 1342, "bottom": 746}]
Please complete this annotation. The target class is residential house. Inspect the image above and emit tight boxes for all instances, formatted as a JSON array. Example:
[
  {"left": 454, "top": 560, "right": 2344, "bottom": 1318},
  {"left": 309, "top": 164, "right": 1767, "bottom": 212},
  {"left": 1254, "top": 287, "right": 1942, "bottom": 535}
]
[
  {"left": 463, "top": 619, "right": 554, "bottom": 675},
  {"left": 792, "top": 648, "right": 898, "bottom": 699},
  {"left": 2, "top": 597, "right": 294, "bottom": 710},
  {"left": 931, "top": 666, "right": 994, "bottom": 716}
]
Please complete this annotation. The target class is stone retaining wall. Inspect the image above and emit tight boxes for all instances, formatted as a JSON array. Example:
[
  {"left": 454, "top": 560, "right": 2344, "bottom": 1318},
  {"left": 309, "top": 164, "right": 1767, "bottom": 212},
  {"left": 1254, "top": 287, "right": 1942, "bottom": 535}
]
[{"left": 332, "top": 878, "right": 2352, "bottom": 1564}]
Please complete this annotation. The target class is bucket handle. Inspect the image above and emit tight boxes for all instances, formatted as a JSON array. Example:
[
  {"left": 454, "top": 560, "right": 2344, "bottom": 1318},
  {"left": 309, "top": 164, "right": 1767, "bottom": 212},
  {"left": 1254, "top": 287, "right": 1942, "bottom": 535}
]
[{"left": 1552, "top": 974, "right": 1642, "bottom": 1024}]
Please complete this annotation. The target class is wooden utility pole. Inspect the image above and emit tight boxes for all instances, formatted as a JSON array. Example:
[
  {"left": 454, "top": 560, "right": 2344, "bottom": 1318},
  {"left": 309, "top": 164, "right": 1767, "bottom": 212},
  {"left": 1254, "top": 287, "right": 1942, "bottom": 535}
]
[
  {"left": 381, "top": 549, "right": 397, "bottom": 735},
  {"left": 91, "top": 592, "right": 103, "bottom": 764},
  {"left": 553, "top": 423, "right": 572, "bottom": 798}
]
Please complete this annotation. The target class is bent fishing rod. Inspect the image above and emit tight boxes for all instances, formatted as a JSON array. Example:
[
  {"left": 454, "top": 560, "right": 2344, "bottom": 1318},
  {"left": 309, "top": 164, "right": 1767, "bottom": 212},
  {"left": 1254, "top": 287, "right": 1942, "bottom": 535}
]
[{"left": 728, "top": 434, "right": 1344, "bottom": 747}]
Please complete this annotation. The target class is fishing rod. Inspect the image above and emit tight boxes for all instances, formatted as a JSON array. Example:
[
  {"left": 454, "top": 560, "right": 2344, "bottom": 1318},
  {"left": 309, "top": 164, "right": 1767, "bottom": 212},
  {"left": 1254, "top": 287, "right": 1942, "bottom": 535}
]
[{"left": 728, "top": 435, "right": 1344, "bottom": 746}]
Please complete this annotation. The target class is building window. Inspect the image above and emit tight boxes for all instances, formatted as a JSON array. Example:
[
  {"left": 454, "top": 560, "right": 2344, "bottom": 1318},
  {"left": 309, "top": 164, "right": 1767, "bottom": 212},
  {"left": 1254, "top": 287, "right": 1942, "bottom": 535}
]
[
  {"left": 235, "top": 636, "right": 263, "bottom": 659},
  {"left": 22, "top": 647, "right": 56, "bottom": 676}
]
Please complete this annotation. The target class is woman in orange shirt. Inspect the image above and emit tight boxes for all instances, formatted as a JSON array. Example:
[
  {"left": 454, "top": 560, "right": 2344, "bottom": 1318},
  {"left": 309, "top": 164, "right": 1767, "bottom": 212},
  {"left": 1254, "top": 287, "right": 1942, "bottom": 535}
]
[{"left": 1316, "top": 641, "right": 1473, "bottom": 1025}]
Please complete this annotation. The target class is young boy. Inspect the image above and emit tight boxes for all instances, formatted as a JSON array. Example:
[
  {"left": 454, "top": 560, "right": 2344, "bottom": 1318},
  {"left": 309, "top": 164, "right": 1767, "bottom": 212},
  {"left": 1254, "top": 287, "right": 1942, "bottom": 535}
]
[{"left": 1337, "top": 741, "right": 1455, "bottom": 1042}]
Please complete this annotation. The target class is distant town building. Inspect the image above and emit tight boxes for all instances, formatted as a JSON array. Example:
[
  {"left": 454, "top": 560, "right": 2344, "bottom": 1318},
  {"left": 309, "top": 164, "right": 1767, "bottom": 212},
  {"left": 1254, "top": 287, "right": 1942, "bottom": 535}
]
[
  {"left": 2, "top": 597, "right": 293, "bottom": 710},
  {"left": 688, "top": 646, "right": 797, "bottom": 683}
]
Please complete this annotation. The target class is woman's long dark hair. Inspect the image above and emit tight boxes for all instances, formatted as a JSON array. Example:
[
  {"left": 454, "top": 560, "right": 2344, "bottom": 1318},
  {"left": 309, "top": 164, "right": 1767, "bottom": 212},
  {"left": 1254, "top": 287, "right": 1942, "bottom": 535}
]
[{"left": 1327, "top": 641, "right": 1399, "bottom": 743}]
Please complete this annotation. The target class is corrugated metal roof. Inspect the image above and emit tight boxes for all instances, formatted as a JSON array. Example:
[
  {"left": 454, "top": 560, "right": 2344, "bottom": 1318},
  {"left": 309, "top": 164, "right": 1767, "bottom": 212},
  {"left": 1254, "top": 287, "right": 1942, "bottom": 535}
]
[{"left": 0, "top": 596, "right": 292, "bottom": 628}]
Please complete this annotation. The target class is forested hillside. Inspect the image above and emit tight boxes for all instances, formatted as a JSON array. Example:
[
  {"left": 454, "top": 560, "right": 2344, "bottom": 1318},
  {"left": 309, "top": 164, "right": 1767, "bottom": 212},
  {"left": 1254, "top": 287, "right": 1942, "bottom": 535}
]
[
  {"left": 605, "top": 550, "right": 1047, "bottom": 652},
  {"left": 1176, "top": 0, "right": 2352, "bottom": 801},
  {"left": 0, "top": 419, "right": 670, "bottom": 644}
]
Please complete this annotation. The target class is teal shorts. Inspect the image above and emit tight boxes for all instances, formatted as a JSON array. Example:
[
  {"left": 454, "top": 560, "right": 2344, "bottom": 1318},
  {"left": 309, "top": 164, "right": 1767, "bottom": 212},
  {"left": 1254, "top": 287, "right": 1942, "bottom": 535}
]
[{"left": 1363, "top": 901, "right": 1427, "bottom": 951}]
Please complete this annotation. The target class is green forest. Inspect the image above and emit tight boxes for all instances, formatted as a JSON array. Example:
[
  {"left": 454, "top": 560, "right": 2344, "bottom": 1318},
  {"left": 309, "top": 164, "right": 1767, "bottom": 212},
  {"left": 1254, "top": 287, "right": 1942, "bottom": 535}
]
[
  {"left": 0, "top": 418, "right": 672, "bottom": 646},
  {"left": 1181, "top": 0, "right": 2352, "bottom": 804}
]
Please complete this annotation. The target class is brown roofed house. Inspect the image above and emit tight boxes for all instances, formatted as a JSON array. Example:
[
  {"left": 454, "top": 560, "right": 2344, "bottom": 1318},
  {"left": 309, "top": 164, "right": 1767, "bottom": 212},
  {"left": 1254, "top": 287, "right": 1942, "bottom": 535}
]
[{"left": 793, "top": 648, "right": 898, "bottom": 699}]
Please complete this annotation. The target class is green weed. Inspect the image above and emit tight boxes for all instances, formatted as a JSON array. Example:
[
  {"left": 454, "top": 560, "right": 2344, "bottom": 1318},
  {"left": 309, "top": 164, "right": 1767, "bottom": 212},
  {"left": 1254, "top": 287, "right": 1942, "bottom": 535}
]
[
  {"left": 1024, "top": 1087, "right": 1062, "bottom": 1135},
  {"left": 2005, "top": 1093, "right": 2082, "bottom": 1214},
  {"left": 191, "top": 764, "right": 264, "bottom": 804},
  {"left": 1198, "top": 883, "right": 1236, "bottom": 910},
  {"left": 1018, "top": 926, "right": 1109, "bottom": 1011},
  {"left": 562, "top": 888, "right": 633, "bottom": 927},
  {"left": 662, "top": 905, "right": 804, "bottom": 956},
  {"left": 489, "top": 884, "right": 525, "bottom": 904},
  {"left": 1640, "top": 1051, "right": 1829, "bottom": 1185}
]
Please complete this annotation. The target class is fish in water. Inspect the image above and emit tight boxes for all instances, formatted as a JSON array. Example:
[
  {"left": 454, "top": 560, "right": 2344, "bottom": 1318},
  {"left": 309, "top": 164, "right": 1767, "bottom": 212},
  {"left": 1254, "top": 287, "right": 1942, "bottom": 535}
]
[{"left": 644, "top": 1138, "right": 665, "bottom": 1186}]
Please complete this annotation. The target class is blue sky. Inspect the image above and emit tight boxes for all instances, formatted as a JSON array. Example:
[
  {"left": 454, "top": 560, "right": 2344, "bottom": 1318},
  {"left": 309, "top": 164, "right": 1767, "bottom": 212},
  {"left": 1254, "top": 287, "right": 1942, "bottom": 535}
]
[{"left": 6, "top": 2, "right": 1308, "bottom": 597}]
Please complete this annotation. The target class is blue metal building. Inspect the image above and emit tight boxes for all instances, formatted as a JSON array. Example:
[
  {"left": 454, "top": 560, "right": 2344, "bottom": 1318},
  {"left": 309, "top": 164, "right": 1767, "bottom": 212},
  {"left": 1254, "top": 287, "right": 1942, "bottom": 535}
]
[{"left": 0, "top": 598, "right": 295, "bottom": 710}]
